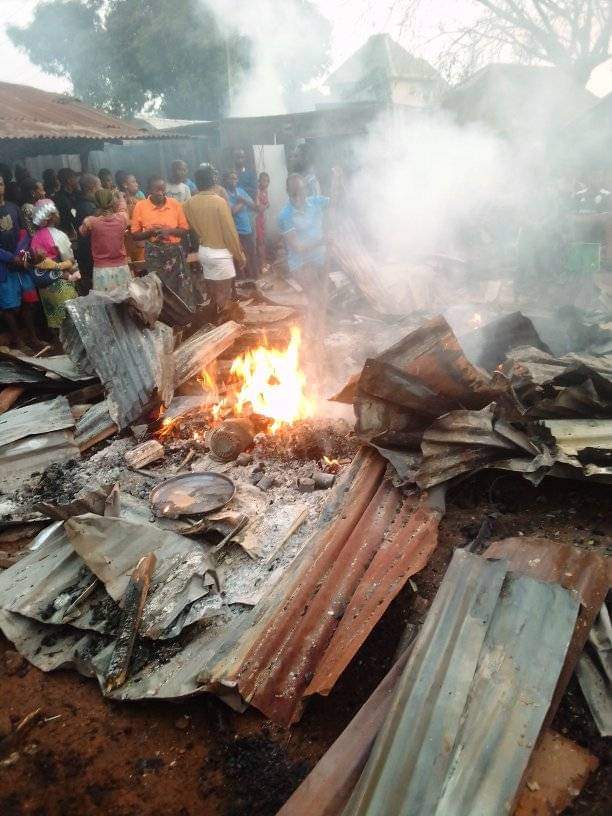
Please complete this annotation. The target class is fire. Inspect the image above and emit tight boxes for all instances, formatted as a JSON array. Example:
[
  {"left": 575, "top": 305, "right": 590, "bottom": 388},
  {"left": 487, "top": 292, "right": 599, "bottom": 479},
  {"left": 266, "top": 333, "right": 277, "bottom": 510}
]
[
  {"left": 218, "top": 327, "right": 314, "bottom": 433},
  {"left": 469, "top": 312, "right": 483, "bottom": 329}
]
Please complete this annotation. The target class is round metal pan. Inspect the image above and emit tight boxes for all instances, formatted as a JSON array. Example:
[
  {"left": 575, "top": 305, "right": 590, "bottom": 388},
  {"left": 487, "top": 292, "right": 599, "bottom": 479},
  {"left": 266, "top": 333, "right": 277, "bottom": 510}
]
[{"left": 150, "top": 472, "right": 236, "bottom": 518}]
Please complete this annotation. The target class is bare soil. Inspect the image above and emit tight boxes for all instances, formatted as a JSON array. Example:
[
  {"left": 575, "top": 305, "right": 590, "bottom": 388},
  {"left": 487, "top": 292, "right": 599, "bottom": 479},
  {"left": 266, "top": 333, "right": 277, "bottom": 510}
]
[{"left": 0, "top": 471, "right": 610, "bottom": 816}]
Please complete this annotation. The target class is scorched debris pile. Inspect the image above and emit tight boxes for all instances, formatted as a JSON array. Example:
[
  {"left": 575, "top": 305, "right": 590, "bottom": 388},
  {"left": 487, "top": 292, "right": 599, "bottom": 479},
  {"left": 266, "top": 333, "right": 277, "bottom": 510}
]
[{"left": 0, "top": 266, "right": 610, "bottom": 815}]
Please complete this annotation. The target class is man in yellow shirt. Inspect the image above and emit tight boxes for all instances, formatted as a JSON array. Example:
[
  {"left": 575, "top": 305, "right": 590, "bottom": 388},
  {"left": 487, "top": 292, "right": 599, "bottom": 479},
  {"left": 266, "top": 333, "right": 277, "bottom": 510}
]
[{"left": 183, "top": 166, "right": 245, "bottom": 319}]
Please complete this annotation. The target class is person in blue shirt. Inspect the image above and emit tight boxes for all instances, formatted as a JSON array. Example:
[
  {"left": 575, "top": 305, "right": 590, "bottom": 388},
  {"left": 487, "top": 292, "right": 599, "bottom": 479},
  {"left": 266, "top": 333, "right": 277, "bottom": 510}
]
[
  {"left": 278, "top": 173, "right": 330, "bottom": 350},
  {"left": 233, "top": 149, "right": 258, "bottom": 201},
  {"left": 278, "top": 173, "right": 329, "bottom": 276},
  {"left": 224, "top": 171, "right": 258, "bottom": 280}
]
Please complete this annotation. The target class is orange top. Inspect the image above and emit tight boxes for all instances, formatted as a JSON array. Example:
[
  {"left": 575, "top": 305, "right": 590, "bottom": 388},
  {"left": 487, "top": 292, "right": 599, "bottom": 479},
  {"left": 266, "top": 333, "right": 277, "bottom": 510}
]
[{"left": 130, "top": 196, "right": 188, "bottom": 244}]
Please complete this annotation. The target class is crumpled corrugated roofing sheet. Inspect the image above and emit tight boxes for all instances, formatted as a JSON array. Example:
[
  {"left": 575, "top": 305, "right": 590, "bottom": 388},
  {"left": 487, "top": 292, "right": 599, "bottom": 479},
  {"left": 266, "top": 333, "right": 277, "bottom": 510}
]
[
  {"left": 0, "top": 81, "right": 178, "bottom": 142},
  {"left": 196, "top": 448, "right": 443, "bottom": 724},
  {"left": 62, "top": 292, "right": 174, "bottom": 429},
  {"left": 0, "top": 449, "right": 443, "bottom": 715},
  {"left": 0, "top": 396, "right": 80, "bottom": 490},
  {"left": 342, "top": 549, "right": 580, "bottom": 816}
]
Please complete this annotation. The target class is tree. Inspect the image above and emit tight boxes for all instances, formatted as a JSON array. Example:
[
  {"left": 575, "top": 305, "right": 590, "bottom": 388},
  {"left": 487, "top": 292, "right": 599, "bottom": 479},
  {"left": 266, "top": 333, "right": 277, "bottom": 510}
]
[
  {"left": 9, "top": 0, "right": 331, "bottom": 118},
  {"left": 397, "top": 0, "right": 612, "bottom": 84}
]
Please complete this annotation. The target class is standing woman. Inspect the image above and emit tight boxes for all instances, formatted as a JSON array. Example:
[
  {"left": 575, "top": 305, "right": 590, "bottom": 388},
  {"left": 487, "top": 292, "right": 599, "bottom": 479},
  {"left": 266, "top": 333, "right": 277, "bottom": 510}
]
[
  {"left": 20, "top": 178, "right": 46, "bottom": 236},
  {"left": 79, "top": 189, "right": 131, "bottom": 292},
  {"left": 0, "top": 174, "right": 44, "bottom": 351},
  {"left": 30, "top": 199, "right": 80, "bottom": 330},
  {"left": 120, "top": 174, "right": 146, "bottom": 271},
  {"left": 130, "top": 176, "right": 191, "bottom": 300}
]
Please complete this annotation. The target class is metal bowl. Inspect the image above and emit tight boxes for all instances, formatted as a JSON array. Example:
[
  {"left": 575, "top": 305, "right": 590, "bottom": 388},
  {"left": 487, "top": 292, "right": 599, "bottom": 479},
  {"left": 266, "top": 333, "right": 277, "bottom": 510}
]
[{"left": 150, "top": 472, "right": 236, "bottom": 519}]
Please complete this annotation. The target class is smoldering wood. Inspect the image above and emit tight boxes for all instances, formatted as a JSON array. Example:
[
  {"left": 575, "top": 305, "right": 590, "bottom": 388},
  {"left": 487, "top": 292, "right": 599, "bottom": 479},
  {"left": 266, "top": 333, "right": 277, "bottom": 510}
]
[{"left": 104, "top": 552, "right": 156, "bottom": 692}]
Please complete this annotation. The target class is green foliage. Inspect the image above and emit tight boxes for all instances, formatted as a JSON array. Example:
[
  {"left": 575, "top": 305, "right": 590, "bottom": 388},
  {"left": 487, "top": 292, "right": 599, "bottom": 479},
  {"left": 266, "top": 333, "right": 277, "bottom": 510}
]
[{"left": 9, "top": 0, "right": 330, "bottom": 118}]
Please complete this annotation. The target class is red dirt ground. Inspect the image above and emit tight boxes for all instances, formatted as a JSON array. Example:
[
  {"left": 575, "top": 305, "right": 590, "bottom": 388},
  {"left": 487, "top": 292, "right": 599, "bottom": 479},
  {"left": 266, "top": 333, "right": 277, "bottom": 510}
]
[{"left": 1, "top": 472, "right": 610, "bottom": 816}]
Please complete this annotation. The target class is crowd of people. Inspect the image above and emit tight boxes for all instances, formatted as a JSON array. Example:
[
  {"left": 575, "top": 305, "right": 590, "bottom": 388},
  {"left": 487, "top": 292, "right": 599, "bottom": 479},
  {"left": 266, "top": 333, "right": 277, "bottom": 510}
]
[{"left": 0, "top": 141, "right": 330, "bottom": 350}]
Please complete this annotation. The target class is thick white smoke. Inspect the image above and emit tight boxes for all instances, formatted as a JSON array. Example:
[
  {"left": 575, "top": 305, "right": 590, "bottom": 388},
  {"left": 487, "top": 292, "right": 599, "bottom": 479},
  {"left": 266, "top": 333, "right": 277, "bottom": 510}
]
[
  {"left": 203, "top": 0, "right": 328, "bottom": 117},
  {"left": 348, "top": 110, "right": 527, "bottom": 260}
]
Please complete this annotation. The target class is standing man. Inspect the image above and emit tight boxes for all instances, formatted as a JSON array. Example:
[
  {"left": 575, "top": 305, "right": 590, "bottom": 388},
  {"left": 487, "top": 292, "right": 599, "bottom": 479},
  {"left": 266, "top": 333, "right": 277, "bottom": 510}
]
[
  {"left": 278, "top": 173, "right": 330, "bottom": 348},
  {"left": 166, "top": 160, "right": 192, "bottom": 204},
  {"left": 53, "top": 168, "right": 79, "bottom": 237},
  {"left": 233, "top": 149, "right": 257, "bottom": 201},
  {"left": 183, "top": 165, "right": 245, "bottom": 320},
  {"left": 224, "top": 171, "right": 258, "bottom": 280},
  {"left": 74, "top": 173, "right": 102, "bottom": 294}
]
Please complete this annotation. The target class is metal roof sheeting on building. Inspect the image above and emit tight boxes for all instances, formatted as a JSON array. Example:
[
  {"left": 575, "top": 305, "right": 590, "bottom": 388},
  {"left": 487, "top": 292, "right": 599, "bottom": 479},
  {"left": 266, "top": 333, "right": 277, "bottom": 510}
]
[
  {"left": 0, "top": 81, "right": 176, "bottom": 143},
  {"left": 342, "top": 549, "right": 580, "bottom": 816}
]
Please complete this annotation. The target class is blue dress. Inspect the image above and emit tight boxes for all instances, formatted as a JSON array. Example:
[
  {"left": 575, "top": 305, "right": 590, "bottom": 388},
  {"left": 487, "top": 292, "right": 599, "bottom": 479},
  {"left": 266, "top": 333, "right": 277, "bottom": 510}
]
[{"left": 0, "top": 202, "right": 37, "bottom": 310}]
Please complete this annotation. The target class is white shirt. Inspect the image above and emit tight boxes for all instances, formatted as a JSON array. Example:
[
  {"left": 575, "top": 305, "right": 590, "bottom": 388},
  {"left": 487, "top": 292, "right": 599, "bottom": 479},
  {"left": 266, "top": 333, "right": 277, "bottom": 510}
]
[{"left": 166, "top": 182, "right": 191, "bottom": 204}]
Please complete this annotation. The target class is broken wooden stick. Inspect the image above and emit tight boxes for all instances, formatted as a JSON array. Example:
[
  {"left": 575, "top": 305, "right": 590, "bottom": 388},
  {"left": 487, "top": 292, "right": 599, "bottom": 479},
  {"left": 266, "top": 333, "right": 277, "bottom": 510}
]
[
  {"left": 0, "top": 386, "right": 25, "bottom": 415},
  {"left": 104, "top": 553, "right": 156, "bottom": 692}
]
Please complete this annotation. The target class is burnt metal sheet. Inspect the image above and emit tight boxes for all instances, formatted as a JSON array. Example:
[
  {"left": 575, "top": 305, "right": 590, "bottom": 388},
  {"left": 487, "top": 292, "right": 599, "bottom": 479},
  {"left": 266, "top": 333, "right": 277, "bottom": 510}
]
[
  {"left": 73, "top": 401, "right": 117, "bottom": 451},
  {"left": 279, "top": 646, "right": 413, "bottom": 816},
  {"left": 197, "top": 447, "right": 387, "bottom": 724},
  {"left": 0, "top": 513, "right": 219, "bottom": 641},
  {"left": 64, "top": 514, "right": 219, "bottom": 639},
  {"left": 0, "top": 396, "right": 79, "bottom": 490},
  {"left": 305, "top": 486, "right": 444, "bottom": 698},
  {"left": 459, "top": 311, "right": 551, "bottom": 372},
  {"left": 0, "top": 395, "right": 75, "bottom": 448},
  {"left": 195, "top": 448, "right": 442, "bottom": 724},
  {"left": 576, "top": 600, "right": 612, "bottom": 737},
  {"left": 0, "top": 351, "right": 90, "bottom": 383},
  {"left": 416, "top": 404, "right": 539, "bottom": 488},
  {"left": 0, "top": 430, "right": 80, "bottom": 491},
  {"left": 543, "top": 418, "right": 612, "bottom": 456},
  {"left": 62, "top": 292, "right": 174, "bottom": 429},
  {"left": 342, "top": 550, "right": 579, "bottom": 816},
  {"left": 173, "top": 320, "right": 242, "bottom": 387},
  {"left": 504, "top": 347, "right": 612, "bottom": 418},
  {"left": 369, "top": 316, "right": 499, "bottom": 407},
  {"left": 0, "top": 80, "right": 178, "bottom": 142},
  {"left": 484, "top": 536, "right": 611, "bottom": 727}
]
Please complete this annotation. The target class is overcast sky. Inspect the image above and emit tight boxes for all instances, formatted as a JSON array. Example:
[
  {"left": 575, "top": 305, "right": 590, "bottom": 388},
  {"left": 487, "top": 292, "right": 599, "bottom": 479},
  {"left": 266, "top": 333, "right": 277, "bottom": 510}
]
[{"left": 0, "top": 0, "right": 610, "bottom": 98}]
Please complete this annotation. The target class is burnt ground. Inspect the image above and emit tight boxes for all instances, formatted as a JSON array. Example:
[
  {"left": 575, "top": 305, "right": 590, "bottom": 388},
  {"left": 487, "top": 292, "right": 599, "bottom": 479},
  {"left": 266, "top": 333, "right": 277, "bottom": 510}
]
[{"left": 0, "top": 471, "right": 610, "bottom": 816}]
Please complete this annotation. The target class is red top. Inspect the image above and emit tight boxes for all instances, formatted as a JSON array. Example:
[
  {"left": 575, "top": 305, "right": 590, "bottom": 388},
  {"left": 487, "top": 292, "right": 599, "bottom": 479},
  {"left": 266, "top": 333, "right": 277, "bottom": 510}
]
[{"left": 80, "top": 212, "right": 129, "bottom": 267}]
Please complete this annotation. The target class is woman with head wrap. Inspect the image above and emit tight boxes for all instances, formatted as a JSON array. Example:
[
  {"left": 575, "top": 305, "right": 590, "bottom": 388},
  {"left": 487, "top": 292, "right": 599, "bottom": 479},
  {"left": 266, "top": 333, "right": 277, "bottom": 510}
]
[
  {"left": 79, "top": 189, "right": 131, "bottom": 292},
  {"left": 30, "top": 199, "right": 80, "bottom": 330}
]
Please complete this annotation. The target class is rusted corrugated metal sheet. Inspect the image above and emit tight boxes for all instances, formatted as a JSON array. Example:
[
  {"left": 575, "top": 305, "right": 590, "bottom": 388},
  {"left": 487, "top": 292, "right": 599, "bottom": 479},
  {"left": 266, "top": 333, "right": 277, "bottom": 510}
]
[
  {"left": 415, "top": 404, "right": 540, "bottom": 488},
  {"left": 195, "top": 447, "right": 442, "bottom": 725},
  {"left": 342, "top": 550, "right": 580, "bottom": 816},
  {"left": 305, "top": 487, "right": 444, "bottom": 698},
  {"left": 0, "top": 81, "right": 176, "bottom": 142}
]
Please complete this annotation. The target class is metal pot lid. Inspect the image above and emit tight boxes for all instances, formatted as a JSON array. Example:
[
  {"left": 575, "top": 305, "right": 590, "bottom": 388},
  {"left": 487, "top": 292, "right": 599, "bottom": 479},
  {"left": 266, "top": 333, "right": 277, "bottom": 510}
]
[{"left": 150, "top": 472, "right": 236, "bottom": 518}]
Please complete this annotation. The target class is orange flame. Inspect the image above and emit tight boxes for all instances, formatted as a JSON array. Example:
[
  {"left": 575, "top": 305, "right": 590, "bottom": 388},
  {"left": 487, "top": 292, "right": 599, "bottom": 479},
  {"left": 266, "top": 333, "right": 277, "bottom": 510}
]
[{"left": 226, "top": 327, "right": 314, "bottom": 433}]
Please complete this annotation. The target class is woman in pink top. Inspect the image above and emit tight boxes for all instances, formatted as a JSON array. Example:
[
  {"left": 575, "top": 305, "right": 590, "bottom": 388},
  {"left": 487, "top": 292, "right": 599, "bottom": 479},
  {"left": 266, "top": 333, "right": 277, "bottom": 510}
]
[{"left": 79, "top": 189, "right": 131, "bottom": 292}]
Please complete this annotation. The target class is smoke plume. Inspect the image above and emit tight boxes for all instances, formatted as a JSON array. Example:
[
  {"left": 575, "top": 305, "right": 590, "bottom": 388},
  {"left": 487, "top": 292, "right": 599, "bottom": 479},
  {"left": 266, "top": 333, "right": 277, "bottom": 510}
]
[{"left": 203, "top": 0, "right": 330, "bottom": 117}]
